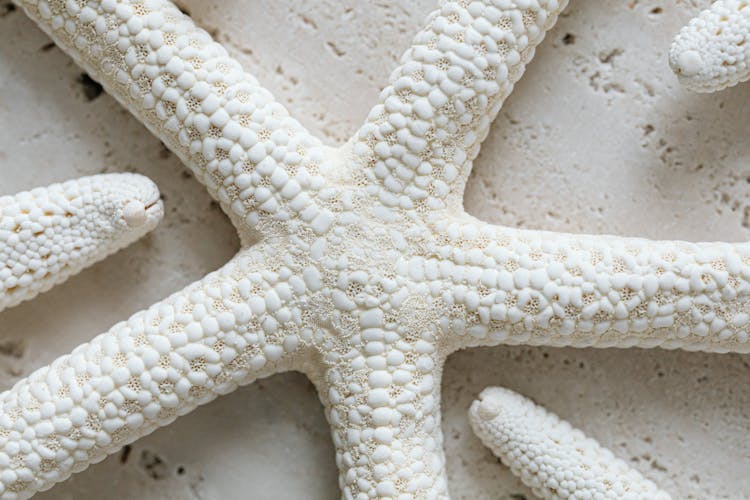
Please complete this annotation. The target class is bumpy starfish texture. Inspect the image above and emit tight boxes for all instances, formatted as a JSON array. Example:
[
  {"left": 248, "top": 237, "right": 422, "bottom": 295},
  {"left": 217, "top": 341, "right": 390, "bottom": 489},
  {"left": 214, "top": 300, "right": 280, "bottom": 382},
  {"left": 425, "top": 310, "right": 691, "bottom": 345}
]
[
  {"left": 469, "top": 387, "right": 671, "bottom": 500},
  {"left": 0, "top": 173, "right": 163, "bottom": 313},
  {"left": 670, "top": 0, "right": 750, "bottom": 92},
  {"left": 5, "top": 0, "right": 750, "bottom": 498}
]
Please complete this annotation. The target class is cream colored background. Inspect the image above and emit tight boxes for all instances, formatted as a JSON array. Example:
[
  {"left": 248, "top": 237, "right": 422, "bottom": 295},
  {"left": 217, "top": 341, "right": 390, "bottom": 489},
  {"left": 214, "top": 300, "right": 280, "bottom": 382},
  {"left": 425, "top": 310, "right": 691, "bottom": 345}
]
[{"left": 1, "top": 0, "right": 749, "bottom": 498}]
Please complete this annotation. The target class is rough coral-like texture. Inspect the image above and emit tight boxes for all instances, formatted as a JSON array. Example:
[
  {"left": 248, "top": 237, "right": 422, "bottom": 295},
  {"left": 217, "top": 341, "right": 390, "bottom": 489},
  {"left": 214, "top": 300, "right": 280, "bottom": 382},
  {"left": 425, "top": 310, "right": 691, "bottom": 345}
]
[
  {"left": 354, "top": 0, "right": 566, "bottom": 211},
  {"left": 3, "top": 0, "right": 750, "bottom": 498},
  {"left": 469, "top": 387, "right": 671, "bottom": 499},
  {"left": 0, "top": 173, "right": 162, "bottom": 312},
  {"left": 670, "top": 0, "right": 750, "bottom": 92}
]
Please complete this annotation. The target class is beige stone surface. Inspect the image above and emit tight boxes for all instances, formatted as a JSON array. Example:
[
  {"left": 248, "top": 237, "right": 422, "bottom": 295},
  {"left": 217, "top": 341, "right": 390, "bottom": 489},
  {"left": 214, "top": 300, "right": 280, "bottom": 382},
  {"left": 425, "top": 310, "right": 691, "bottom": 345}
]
[{"left": 0, "top": 0, "right": 748, "bottom": 498}]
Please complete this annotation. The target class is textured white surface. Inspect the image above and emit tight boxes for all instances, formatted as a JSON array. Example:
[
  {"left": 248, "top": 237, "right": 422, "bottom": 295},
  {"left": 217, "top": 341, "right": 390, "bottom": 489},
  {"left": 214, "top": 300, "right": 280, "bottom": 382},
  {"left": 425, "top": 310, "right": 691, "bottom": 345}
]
[
  {"left": 0, "top": 0, "right": 749, "bottom": 499},
  {"left": 670, "top": 0, "right": 750, "bottom": 93},
  {"left": 0, "top": 173, "right": 162, "bottom": 312},
  {"left": 469, "top": 387, "right": 671, "bottom": 499}
]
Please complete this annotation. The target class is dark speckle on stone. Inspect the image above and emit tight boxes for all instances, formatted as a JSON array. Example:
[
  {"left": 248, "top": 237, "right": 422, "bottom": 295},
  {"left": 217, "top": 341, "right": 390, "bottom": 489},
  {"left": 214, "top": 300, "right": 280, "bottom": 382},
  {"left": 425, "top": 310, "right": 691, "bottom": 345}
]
[
  {"left": 77, "top": 73, "right": 103, "bottom": 102},
  {"left": 0, "top": 339, "right": 24, "bottom": 358},
  {"left": 0, "top": 2, "right": 16, "bottom": 17},
  {"left": 120, "top": 445, "right": 132, "bottom": 464},
  {"left": 562, "top": 33, "right": 575, "bottom": 45},
  {"left": 40, "top": 42, "right": 56, "bottom": 52},
  {"left": 139, "top": 449, "right": 168, "bottom": 480}
]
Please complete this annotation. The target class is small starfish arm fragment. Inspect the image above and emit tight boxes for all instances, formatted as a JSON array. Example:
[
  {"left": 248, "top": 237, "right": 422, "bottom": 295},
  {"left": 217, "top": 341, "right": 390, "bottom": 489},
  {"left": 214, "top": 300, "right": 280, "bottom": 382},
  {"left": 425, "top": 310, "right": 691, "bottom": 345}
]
[
  {"left": 469, "top": 387, "right": 671, "bottom": 499},
  {"left": 669, "top": 0, "right": 750, "bottom": 92},
  {"left": 0, "top": 173, "right": 163, "bottom": 313}
]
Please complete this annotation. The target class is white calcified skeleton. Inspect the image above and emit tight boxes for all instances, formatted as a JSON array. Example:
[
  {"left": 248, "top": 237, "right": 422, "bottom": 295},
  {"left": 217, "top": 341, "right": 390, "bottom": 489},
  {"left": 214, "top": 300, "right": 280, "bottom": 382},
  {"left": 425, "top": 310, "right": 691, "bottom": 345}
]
[
  {"left": 3, "top": 0, "right": 750, "bottom": 498},
  {"left": 0, "top": 173, "right": 163, "bottom": 312},
  {"left": 670, "top": 0, "right": 750, "bottom": 92},
  {"left": 469, "top": 387, "right": 671, "bottom": 499}
]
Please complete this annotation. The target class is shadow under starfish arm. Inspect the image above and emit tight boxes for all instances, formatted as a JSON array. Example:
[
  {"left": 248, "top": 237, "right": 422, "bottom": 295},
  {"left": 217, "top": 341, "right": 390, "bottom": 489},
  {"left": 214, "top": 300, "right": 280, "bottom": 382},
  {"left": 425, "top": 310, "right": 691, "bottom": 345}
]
[
  {"left": 469, "top": 387, "right": 671, "bottom": 499},
  {"left": 432, "top": 217, "right": 750, "bottom": 353},
  {"left": 0, "top": 173, "right": 162, "bottom": 313}
]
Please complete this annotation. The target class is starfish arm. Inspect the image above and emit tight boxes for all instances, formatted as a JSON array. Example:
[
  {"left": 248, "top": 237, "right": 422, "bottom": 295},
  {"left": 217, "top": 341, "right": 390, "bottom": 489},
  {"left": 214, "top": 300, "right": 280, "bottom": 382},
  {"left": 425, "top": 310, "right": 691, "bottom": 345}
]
[
  {"left": 321, "top": 348, "right": 450, "bottom": 498},
  {"left": 469, "top": 387, "right": 671, "bottom": 500},
  {"left": 669, "top": 0, "right": 750, "bottom": 92},
  {"left": 431, "top": 218, "right": 750, "bottom": 353},
  {"left": 0, "top": 173, "right": 162, "bottom": 313},
  {"left": 16, "top": 0, "right": 327, "bottom": 237},
  {"left": 0, "top": 248, "right": 305, "bottom": 498},
  {"left": 351, "top": 0, "right": 568, "bottom": 212}
]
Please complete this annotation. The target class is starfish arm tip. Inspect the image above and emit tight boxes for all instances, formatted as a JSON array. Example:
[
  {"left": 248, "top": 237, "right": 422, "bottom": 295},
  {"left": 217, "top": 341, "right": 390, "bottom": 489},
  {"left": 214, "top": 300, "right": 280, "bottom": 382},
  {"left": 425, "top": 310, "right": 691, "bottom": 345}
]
[
  {"left": 0, "top": 172, "right": 163, "bottom": 313},
  {"left": 469, "top": 386, "right": 672, "bottom": 500},
  {"left": 670, "top": 0, "right": 750, "bottom": 93}
]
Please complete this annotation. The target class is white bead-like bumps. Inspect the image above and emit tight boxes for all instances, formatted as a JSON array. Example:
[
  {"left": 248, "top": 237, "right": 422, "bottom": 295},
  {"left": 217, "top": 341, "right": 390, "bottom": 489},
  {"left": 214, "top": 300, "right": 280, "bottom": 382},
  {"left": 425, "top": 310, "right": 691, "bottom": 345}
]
[
  {"left": 0, "top": 173, "right": 163, "bottom": 312},
  {"left": 6, "top": 0, "right": 750, "bottom": 497},
  {"left": 670, "top": 0, "right": 750, "bottom": 92},
  {"left": 469, "top": 387, "right": 671, "bottom": 499},
  {"left": 122, "top": 200, "right": 148, "bottom": 227}
]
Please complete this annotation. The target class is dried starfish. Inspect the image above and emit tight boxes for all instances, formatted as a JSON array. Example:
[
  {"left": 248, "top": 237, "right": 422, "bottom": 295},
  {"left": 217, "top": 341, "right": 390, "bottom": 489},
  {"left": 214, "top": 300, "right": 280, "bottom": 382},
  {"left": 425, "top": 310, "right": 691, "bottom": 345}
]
[
  {"left": 0, "top": 173, "right": 162, "bottom": 313},
  {"left": 469, "top": 387, "right": 671, "bottom": 499},
  {"left": 670, "top": 0, "right": 750, "bottom": 92},
  {"left": 5, "top": 0, "right": 750, "bottom": 498}
]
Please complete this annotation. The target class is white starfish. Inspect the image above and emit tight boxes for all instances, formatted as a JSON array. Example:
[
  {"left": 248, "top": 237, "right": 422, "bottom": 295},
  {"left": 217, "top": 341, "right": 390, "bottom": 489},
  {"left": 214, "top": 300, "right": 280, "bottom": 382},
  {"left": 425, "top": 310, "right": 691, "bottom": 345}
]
[
  {"left": 469, "top": 387, "right": 671, "bottom": 500},
  {"left": 0, "top": 173, "right": 163, "bottom": 313},
  {"left": 4, "top": 0, "right": 750, "bottom": 498},
  {"left": 670, "top": 0, "right": 750, "bottom": 92}
]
